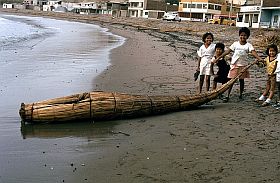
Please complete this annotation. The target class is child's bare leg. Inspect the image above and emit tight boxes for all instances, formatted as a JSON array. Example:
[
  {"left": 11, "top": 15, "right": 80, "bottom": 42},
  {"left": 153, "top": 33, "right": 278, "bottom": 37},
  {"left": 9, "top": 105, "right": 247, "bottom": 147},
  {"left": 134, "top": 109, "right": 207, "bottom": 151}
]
[
  {"left": 205, "top": 75, "right": 210, "bottom": 91},
  {"left": 199, "top": 75, "right": 205, "bottom": 93},
  {"left": 212, "top": 81, "right": 217, "bottom": 90},
  {"left": 267, "top": 77, "right": 275, "bottom": 100},
  {"left": 261, "top": 77, "right": 276, "bottom": 106},
  {"left": 223, "top": 84, "right": 233, "bottom": 103},
  {"left": 268, "top": 90, "right": 275, "bottom": 100},
  {"left": 262, "top": 79, "right": 270, "bottom": 97},
  {"left": 239, "top": 79, "right": 244, "bottom": 99},
  {"left": 278, "top": 82, "right": 280, "bottom": 102}
]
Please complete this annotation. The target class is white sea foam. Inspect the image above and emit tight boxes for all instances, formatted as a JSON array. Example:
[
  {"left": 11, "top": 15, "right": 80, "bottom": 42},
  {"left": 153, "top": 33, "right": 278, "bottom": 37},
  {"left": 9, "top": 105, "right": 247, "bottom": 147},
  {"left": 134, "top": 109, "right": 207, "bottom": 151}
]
[{"left": 0, "top": 14, "right": 125, "bottom": 116}]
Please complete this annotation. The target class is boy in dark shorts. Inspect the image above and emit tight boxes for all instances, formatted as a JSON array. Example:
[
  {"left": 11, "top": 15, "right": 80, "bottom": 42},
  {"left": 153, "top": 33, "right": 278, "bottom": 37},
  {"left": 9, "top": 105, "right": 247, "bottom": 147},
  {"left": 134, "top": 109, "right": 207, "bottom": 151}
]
[{"left": 211, "top": 43, "right": 230, "bottom": 90}]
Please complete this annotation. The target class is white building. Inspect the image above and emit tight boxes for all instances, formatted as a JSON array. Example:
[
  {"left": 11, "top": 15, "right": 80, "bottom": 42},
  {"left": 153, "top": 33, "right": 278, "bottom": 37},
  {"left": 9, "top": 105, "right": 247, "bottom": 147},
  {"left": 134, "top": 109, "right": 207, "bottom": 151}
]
[
  {"left": 2, "top": 3, "right": 14, "bottom": 8},
  {"left": 128, "top": 0, "right": 144, "bottom": 17},
  {"left": 42, "top": 1, "right": 62, "bottom": 11},
  {"left": 236, "top": 0, "right": 280, "bottom": 28},
  {"left": 236, "top": 5, "right": 261, "bottom": 28},
  {"left": 178, "top": 0, "right": 240, "bottom": 22}
]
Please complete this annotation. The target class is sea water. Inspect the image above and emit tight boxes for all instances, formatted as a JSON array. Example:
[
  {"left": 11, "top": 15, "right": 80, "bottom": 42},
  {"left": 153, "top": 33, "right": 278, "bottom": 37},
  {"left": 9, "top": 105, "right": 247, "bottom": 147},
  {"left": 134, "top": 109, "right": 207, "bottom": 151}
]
[
  {"left": 0, "top": 15, "right": 125, "bottom": 115},
  {"left": 0, "top": 14, "right": 125, "bottom": 183}
]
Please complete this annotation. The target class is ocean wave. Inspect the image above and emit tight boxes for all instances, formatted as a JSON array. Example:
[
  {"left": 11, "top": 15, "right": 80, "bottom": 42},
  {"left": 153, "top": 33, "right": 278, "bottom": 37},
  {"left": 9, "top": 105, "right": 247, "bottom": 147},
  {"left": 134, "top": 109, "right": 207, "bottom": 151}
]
[{"left": 0, "top": 15, "right": 56, "bottom": 48}]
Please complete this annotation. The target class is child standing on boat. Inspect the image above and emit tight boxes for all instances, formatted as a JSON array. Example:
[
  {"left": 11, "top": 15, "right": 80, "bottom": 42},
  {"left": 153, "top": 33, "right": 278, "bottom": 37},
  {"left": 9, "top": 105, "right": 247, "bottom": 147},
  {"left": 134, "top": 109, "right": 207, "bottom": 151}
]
[
  {"left": 211, "top": 43, "right": 230, "bottom": 90},
  {"left": 213, "top": 27, "right": 263, "bottom": 102},
  {"left": 196, "top": 32, "right": 216, "bottom": 93},
  {"left": 256, "top": 44, "right": 278, "bottom": 106}
]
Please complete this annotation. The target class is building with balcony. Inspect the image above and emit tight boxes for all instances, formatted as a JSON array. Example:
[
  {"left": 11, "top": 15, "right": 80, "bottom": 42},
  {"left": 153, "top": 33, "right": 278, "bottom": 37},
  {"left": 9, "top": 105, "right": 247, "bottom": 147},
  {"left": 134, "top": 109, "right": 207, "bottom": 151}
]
[
  {"left": 261, "top": 0, "right": 280, "bottom": 28},
  {"left": 70, "top": 1, "right": 128, "bottom": 17},
  {"left": 236, "top": 0, "right": 280, "bottom": 28},
  {"left": 178, "top": 0, "right": 240, "bottom": 21},
  {"left": 235, "top": 0, "right": 261, "bottom": 28},
  {"left": 128, "top": 0, "right": 144, "bottom": 17},
  {"left": 128, "top": 0, "right": 178, "bottom": 18}
]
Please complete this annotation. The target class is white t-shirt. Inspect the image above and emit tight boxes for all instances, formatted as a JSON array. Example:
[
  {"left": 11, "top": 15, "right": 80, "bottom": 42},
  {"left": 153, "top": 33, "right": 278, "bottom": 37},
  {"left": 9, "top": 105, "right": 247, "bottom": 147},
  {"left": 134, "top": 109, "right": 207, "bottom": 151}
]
[
  {"left": 229, "top": 41, "right": 254, "bottom": 66},
  {"left": 275, "top": 53, "right": 280, "bottom": 74},
  {"left": 276, "top": 54, "right": 280, "bottom": 82},
  {"left": 197, "top": 43, "right": 216, "bottom": 69}
]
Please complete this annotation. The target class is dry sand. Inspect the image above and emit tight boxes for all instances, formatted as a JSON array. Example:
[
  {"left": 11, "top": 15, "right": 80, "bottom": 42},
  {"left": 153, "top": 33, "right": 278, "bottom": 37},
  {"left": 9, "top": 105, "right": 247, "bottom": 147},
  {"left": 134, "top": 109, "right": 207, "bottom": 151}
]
[{"left": 2, "top": 8, "right": 280, "bottom": 182}]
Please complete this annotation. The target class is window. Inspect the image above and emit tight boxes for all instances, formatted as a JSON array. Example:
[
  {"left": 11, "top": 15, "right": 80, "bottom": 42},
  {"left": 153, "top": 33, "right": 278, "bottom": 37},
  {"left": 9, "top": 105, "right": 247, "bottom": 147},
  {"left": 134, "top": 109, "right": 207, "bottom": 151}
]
[
  {"left": 244, "top": 14, "right": 249, "bottom": 23},
  {"left": 215, "top": 5, "right": 221, "bottom": 10},
  {"left": 144, "top": 12, "right": 148, "bottom": 15},
  {"left": 197, "top": 4, "right": 202, "bottom": 9},
  {"left": 208, "top": 4, "right": 214, "bottom": 10},
  {"left": 274, "top": 15, "right": 279, "bottom": 23},
  {"left": 253, "top": 14, "right": 258, "bottom": 23},
  {"left": 188, "top": 3, "right": 195, "bottom": 8},
  {"left": 237, "top": 15, "right": 243, "bottom": 22},
  {"left": 203, "top": 4, "right": 207, "bottom": 9},
  {"left": 183, "top": 3, "right": 187, "bottom": 8},
  {"left": 226, "top": 6, "right": 230, "bottom": 12}
]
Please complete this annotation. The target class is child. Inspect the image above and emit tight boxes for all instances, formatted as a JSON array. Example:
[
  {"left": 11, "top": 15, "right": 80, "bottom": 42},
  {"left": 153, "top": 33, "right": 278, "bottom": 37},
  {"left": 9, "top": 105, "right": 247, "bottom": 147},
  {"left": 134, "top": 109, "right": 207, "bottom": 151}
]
[
  {"left": 273, "top": 53, "right": 280, "bottom": 108},
  {"left": 256, "top": 44, "right": 278, "bottom": 106},
  {"left": 213, "top": 27, "right": 263, "bottom": 102},
  {"left": 196, "top": 32, "right": 216, "bottom": 93},
  {"left": 211, "top": 43, "right": 230, "bottom": 90}
]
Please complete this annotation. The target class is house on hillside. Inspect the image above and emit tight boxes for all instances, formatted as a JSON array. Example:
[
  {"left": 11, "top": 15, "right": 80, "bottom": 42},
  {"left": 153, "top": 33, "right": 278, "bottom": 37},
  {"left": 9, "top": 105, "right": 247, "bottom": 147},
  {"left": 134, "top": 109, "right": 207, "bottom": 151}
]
[
  {"left": 235, "top": 0, "right": 261, "bottom": 28},
  {"left": 128, "top": 0, "right": 178, "bottom": 18},
  {"left": 22, "top": 0, "right": 47, "bottom": 10},
  {"left": 178, "top": 0, "right": 240, "bottom": 22},
  {"left": 2, "top": 3, "right": 14, "bottom": 8},
  {"left": 236, "top": 0, "right": 280, "bottom": 28},
  {"left": 42, "top": 0, "right": 62, "bottom": 11},
  {"left": 261, "top": 0, "right": 280, "bottom": 28},
  {"left": 73, "top": 1, "right": 128, "bottom": 17}
]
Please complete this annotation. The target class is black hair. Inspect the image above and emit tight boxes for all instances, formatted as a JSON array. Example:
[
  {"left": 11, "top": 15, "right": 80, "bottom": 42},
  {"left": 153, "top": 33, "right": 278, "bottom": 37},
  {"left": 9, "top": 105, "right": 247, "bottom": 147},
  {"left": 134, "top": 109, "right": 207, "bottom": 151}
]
[
  {"left": 202, "top": 32, "right": 214, "bottom": 42},
  {"left": 266, "top": 44, "right": 278, "bottom": 55},
  {"left": 215, "top": 43, "right": 225, "bottom": 52},
  {"left": 239, "top": 27, "right": 250, "bottom": 38}
]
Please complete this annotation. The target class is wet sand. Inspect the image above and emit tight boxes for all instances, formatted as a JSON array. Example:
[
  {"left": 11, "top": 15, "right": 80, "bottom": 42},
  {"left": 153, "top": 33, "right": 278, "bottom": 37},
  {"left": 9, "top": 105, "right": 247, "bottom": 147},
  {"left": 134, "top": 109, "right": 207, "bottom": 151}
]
[{"left": 1, "top": 8, "right": 280, "bottom": 183}]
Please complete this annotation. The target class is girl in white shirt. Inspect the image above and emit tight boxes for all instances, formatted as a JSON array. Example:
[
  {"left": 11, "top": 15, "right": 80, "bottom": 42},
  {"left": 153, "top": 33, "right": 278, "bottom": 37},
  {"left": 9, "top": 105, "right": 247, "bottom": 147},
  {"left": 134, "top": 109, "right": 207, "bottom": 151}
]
[
  {"left": 196, "top": 32, "right": 216, "bottom": 93},
  {"left": 214, "top": 27, "right": 263, "bottom": 102}
]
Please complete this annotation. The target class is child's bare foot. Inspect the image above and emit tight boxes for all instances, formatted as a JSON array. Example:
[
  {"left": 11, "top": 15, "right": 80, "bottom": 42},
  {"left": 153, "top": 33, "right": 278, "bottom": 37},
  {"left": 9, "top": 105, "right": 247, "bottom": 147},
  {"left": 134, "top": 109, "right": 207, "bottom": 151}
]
[
  {"left": 223, "top": 97, "right": 229, "bottom": 103},
  {"left": 261, "top": 99, "right": 271, "bottom": 107},
  {"left": 239, "top": 95, "right": 243, "bottom": 100},
  {"left": 255, "top": 95, "right": 266, "bottom": 102}
]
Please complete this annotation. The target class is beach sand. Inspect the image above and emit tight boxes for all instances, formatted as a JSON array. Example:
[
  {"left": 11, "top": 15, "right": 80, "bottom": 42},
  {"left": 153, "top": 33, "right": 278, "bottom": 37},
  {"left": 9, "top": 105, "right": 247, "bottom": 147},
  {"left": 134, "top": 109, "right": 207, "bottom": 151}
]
[{"left": 2, "top": 8, "right": 280, "bottom": 182}]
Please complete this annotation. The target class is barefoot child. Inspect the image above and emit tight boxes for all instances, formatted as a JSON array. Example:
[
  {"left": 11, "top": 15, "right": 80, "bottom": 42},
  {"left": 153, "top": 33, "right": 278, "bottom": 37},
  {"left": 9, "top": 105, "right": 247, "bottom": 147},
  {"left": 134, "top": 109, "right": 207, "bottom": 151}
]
[
  {"left": 196, "top": 32, "right": 216, "bottom": 93},
  {"left": 213, "top": 27, "right": 263, "bottom": 102},
  {"left": 256, "top": 44, "right": 278, "bottom": 106},
  {"left": 211, "top": 43, "right": 230, "bottom": 90}
]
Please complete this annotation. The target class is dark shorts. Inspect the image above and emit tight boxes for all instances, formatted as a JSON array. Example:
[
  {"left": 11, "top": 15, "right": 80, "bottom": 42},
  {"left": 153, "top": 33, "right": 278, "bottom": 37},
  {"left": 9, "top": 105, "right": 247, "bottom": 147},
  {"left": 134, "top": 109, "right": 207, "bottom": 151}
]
[{"left": 213, "top": 75, "right": 230, "bottom": 84}]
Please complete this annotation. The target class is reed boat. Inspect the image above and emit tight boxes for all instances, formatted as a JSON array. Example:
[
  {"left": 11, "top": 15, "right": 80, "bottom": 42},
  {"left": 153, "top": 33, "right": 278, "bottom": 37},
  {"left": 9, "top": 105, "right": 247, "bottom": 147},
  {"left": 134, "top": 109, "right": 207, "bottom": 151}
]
[{"left": 19, "top": 61, "right": 257, "bottom": 123}]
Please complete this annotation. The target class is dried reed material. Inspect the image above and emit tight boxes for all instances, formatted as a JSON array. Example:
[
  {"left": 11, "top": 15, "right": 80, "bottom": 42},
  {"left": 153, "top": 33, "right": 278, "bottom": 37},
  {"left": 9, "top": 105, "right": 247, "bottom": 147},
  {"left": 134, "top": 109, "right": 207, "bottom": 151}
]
[{"left": 19, "top": 61, "right": 257, "bottom": 123}]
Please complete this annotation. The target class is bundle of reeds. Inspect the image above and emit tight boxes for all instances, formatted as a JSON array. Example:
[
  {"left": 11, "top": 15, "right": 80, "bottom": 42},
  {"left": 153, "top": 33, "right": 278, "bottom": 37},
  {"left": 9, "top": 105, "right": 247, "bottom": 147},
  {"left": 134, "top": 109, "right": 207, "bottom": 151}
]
[{"left": 19, "top": 61, "right": 258, "bottom": 123}]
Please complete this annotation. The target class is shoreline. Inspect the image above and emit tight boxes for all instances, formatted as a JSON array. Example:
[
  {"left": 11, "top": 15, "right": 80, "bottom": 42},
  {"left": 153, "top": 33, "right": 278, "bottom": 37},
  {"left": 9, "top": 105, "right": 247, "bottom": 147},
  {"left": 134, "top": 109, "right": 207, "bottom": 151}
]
[
  {"left": 2, "top": 9, "right": 280, "bottom": 183},
  {"left": 94, "top": 23, "right": 199, "bottom": 95}
]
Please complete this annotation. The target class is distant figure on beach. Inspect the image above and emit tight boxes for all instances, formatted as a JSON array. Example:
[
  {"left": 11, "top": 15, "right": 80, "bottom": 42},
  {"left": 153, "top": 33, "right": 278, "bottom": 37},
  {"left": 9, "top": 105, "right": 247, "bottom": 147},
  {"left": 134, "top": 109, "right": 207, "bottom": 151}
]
[
  {"left": 196, "top": 32, "right": 216, "bottom": 93},
  {"left": 211, "top": 43, "right": 230, "bottom": 90},
  {"left": 214, "top": 27, "right": 263, "bottom": 102},
  {"left": 256, "top": 44, "right": 278, "bottom": 106}
]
